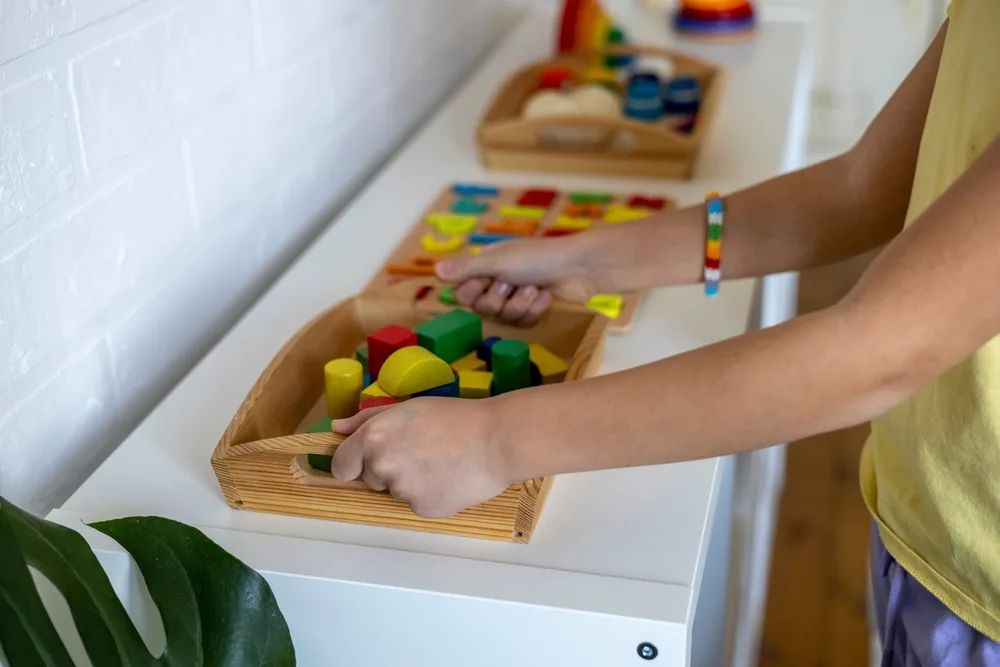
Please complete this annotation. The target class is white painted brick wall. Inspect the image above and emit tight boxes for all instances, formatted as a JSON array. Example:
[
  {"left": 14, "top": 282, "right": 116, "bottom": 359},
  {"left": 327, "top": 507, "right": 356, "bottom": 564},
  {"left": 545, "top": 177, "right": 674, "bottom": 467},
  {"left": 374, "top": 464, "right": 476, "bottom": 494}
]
[{"left": 0, "top": 0, "right": 522, "bottom": 514}]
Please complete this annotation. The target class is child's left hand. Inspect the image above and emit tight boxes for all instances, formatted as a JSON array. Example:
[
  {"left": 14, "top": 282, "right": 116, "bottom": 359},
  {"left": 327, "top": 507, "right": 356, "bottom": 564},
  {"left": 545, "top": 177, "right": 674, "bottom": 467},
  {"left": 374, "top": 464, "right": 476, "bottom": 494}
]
[{"left": 330, "top": 399, "right": 513, "bottom": 518}]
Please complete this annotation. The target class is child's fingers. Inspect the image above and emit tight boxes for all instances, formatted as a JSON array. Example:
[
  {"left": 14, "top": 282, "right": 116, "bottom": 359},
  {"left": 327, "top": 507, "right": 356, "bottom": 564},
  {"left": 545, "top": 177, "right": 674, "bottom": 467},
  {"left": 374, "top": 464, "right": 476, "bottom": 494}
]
[
  {"left": 472, "top": 280, "right": 513, "bottom": 317},
  {"left": 497, "top": 285, "right": 539, "bottom": 324},
  {"left": 517, "top": 289, "right": 552, "bottom": 327},
  {"left": 454, "top": 277, "right": 491, "bottom": 306},
  {"left": 331, "top": 404, "right": 395, "bottom": 435}
]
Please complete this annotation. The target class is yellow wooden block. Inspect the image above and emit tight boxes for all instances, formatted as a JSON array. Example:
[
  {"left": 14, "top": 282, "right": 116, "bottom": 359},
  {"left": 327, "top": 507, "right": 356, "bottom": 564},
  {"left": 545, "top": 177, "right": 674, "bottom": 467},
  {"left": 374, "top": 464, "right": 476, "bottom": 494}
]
[
  {"left": 528, "top": 344, "right": 569, "bottom": 385},
  {"left": 378, "top": 346, "right": 455, "bottom": 397},
  {"left": 421, "top": 233, "right": 464, "bottom": 253},
  {"left": 452, "top": 353, "right": 486, "bottom": 372},
  {"left": 324, "top": 358, "right": 364, "bottom": 419},
  {"left": 426, "top": 213, "right": 478, "bottom": 236},
  {"left": 604, "top": 204, "right": 653, "bottom": 223},
  {"left": 469, "top": 246, "right": 482, "bottom": 256},
  {"left": 587, "top": 293, "right": 624, "bottom": 319},
  {"left": 360, "top": 381, "right": 391, "bottom": 401},
  {"left": 458, "top": 370, "right": 493, "bottom": 399},
  {"left": 499, "top": 206, "right": 546, "bottom": 220},
  {"left": 555, "top": 216, "right": 593, "bottom": 230}
]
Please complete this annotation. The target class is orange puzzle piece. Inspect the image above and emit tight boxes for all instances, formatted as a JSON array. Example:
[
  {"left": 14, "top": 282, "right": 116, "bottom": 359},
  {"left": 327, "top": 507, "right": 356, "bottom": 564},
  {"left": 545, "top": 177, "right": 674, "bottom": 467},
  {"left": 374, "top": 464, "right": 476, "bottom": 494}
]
[
  {"left": 562, "top": 203, "right": 603, "bottom": 218},
  {"left": 386, "top": 256, "right": 440, "bottom": 276},
  {"left": 484, "top": 219, "right": 539, "bottom": 236}
]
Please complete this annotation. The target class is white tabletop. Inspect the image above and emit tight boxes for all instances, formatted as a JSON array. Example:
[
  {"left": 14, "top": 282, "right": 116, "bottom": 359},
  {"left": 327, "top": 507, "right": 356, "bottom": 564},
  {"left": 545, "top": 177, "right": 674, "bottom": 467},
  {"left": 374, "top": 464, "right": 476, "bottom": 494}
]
[{"left": 55, "top": 6, "right": 811, "bottom": 628}]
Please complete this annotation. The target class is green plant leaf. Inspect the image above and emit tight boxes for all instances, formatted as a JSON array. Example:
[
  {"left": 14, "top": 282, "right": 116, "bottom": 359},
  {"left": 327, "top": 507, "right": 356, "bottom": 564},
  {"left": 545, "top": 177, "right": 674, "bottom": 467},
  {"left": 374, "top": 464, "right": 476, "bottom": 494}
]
[{"left": 0, "top": 497, "right": 295, "bottom": 667}]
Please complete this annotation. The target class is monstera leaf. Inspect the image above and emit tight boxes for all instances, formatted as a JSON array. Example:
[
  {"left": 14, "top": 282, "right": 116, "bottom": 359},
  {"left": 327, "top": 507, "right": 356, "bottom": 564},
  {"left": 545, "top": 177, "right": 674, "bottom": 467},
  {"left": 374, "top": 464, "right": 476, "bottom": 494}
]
[{"left": 0, "top": 497, "right": 295, "bottom": 666}]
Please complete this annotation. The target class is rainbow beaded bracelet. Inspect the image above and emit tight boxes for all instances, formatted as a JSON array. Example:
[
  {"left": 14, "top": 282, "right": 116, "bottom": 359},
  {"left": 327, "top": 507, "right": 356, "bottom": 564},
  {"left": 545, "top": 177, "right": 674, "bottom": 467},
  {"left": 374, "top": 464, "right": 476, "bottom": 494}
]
[{"left": 704, "top": 192, "right": 723, "bottom": 296}]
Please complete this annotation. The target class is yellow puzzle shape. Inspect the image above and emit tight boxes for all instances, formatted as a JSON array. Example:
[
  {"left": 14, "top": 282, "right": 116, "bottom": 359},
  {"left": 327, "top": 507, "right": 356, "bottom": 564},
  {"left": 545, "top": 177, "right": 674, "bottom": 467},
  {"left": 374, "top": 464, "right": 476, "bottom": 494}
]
[
  {"left": 587, "top": 293, "right": 624, "bottom": 319},
  {"left": 378, "top": 346, "right": 455, "bottom": 397},
  {"left": 426, "top": 213, "right": 478, "bottom": 235},
  {"left": 555, "top": 216, "right": 593, "bottom": 230},
  {"left": 458, "top": 370, "right": 493, "bottom": 399},
  {"left": 499, "top": 206, "right": 546, "bottom": 220},
  {"left": 604, "top": 205, "right": 653, "bottom": 223},
  {"left": 528, "top": 344, "right": 569, "bottom": 385},
  {"left": 421, "top": 233, "right": 464, "bottom": 253}
]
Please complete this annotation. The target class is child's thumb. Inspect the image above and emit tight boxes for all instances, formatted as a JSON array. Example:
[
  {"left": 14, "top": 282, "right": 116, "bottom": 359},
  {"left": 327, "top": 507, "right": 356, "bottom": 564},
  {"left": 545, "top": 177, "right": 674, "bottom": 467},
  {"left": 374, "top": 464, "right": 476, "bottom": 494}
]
[{"left": 435, "top": 252, "right": 499, "bottom": 283}]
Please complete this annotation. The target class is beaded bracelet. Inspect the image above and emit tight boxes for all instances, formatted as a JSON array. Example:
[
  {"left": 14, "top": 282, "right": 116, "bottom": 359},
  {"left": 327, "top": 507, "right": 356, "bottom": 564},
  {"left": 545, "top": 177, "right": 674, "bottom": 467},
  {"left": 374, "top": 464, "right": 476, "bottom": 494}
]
[{"left": 704, "top": 192, "right": 723, "bottom": 296}]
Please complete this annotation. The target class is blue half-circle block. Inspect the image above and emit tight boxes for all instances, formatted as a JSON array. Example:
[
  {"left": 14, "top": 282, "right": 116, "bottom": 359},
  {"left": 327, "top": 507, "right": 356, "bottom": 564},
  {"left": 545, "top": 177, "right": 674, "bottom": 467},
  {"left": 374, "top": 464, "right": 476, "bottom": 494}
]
[
  {"left": 673, "top": 13, "right": 756, "bottom": 34},
  {"left": 453, "top": 183, "right": 500, "bottom": 197},
  {"left": 414, "top": 374, "right": 459, "bottom": 398},
  {"left": 469, "top": 233, "right": 516, "bottom": 245}
]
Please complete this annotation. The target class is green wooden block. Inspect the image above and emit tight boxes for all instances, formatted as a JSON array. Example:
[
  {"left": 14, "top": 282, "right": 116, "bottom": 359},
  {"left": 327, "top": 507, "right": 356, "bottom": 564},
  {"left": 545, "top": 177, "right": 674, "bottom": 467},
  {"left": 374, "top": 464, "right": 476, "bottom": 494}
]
[
  {"left": 355, "top": 346, "right": 369, "bottom": 375},
  {"left": 569, "top": 191, "right": 612, "bottom": 205},
  {"left": 491, "top": 339, "right": 530, "bottom": 394},
  {"left": 307, "top": 417, "right": 333, "bottom": 472},
  {"left": 439, "top": 285, "right": 457, "bottom": 305},
  {"left": 414, "top": 309, "right": 483, "bottom": 363}
]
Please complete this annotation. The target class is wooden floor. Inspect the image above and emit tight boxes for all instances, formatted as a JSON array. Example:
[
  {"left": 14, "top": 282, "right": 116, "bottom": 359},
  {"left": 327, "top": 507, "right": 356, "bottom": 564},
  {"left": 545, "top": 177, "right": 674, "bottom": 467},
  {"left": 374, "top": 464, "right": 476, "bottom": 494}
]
[{"left": 758, "top": 252, "right": 879, "bottom": 667}]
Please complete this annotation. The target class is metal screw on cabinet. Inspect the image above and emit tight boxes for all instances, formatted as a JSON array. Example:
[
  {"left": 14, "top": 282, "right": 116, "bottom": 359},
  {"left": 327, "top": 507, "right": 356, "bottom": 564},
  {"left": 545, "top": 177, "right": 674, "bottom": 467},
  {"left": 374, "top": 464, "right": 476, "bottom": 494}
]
[{"left": 637, "top": 642, "right": 658, "bottom": 660}]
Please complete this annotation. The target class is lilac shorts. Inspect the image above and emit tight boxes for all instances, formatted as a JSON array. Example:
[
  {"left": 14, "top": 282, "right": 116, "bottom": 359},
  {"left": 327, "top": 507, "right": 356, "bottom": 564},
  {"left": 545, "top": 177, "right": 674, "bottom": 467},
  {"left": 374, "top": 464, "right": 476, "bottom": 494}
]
[{"left": 871, "top": 522, "right": 1000, "bottom": 666}]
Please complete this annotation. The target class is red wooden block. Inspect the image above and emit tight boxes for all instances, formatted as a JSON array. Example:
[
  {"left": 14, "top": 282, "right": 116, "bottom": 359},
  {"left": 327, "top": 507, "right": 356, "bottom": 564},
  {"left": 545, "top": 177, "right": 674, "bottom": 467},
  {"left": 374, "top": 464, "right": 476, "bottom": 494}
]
[
  {"left": 627, "top": 195, "right": 666, "bottom": 210},
  {"left": 368, "top": 325, "right": 418, "bottom": 379},
  {"left": 359, "top": 396, "right": 398, "bottom": 411},
  {"left": 518, "top": 189, "right": 558, "bottom": 207},
  {"left": 543, "top": 228, "right": 581, "bottom": 237}
]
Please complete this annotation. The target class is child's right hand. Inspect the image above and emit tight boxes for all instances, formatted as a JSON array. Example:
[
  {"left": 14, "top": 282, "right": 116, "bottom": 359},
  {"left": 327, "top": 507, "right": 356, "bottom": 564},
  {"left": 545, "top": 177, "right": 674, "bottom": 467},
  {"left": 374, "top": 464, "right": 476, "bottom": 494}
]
[{"left": 434, "top": 235, "right": 604, "bottom": 326}]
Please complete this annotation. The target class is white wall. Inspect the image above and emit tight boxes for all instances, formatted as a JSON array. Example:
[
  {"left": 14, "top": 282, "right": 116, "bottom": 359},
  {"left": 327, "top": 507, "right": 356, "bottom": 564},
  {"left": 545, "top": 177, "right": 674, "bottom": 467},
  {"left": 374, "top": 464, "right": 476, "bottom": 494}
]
[{"left": 0, "top": 0, "right": 521, "bottom": 515}]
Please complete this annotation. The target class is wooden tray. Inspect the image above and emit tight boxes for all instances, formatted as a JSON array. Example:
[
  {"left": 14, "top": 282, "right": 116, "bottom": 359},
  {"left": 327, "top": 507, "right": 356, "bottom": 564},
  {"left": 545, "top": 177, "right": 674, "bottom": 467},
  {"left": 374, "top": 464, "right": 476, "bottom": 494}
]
[
  {"left": 476, "top": 45, "right": 724, "bottom": 180},
  {"left": 365, "top": 182, "right": 675, "bottom": 334},
  {"left": 211, "top": 282, "right": 609, "bottom": 542}
]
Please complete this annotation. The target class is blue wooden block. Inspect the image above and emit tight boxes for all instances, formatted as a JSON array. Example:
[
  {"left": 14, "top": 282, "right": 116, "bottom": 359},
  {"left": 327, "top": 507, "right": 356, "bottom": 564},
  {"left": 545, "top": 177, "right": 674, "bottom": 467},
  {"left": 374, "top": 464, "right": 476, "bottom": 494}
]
[
  {"left": 477, "top": 336, "right": 503, "bottom": 371},
  {"left": 451, "top": 198, "right": 489, "bottom": 214},
  {"left": 363, "top": 373, "right": 371, "bottom": 387},
  {"left": 413, "top": 374, "right": 459, "bottom": 398},
  {"left": 453, "top": 183, "right": 500, "bottom": 197},
  {"left": 469, "top": 233, "right": 516, "bottom": 245},
  {"left": 530, "top": 361, "right": 542, "bottom": 387}
]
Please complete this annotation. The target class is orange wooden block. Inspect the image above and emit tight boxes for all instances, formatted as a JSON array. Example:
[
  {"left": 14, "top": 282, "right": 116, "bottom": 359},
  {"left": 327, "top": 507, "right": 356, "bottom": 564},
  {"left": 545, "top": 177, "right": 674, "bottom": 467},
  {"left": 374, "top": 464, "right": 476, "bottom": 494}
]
[
  {"left": 563, "top": 203, "right": 603, "bottom": 218},
  {"left": 386, "top": 256, "right": 439, "bottom": 276},
  {"left": 484, "top": 219, "right": 538, "bottom": 236}
]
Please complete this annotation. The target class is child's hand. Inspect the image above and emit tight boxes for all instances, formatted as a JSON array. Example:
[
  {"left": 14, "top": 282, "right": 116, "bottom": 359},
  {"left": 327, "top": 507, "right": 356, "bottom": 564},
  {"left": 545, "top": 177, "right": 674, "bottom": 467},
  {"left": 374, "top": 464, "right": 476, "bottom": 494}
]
[
  {"left": 434, "top": 236, "right": 603, "bottom": 326},
  {"left": 329, "top": 399, "right": 512, "bottom": 518}
]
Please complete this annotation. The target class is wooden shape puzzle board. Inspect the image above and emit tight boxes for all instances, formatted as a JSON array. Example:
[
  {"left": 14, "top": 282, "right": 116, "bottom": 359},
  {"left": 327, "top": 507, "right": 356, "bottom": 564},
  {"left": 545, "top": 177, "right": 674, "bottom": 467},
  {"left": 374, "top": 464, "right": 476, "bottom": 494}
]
[{"left": 364, "top": 183, "right": 676, "bottom": 334}]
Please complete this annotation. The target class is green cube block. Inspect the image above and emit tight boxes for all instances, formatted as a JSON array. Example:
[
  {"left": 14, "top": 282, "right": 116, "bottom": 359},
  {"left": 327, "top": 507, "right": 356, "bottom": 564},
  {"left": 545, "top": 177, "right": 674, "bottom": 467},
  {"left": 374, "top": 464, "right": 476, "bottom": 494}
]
[
  {"left": 414, "top": 309, "right": 483, "bottom": 363},
  {"left": 307, "top": 417, "right": 333, "bottom": 472},
  {"left": 355, "top": 346, "right": 369, "bottom": 375},
  {"left": 491, "top": 339, "right": 531, "bottom": 394}
]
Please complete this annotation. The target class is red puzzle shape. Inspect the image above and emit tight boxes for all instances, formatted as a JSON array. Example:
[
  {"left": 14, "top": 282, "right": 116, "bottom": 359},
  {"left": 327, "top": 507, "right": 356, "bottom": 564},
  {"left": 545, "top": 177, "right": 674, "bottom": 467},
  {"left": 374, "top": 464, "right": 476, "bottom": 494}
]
[
  {"left": 627, "top": 196, "right": 666, "bottom": 210},
  {"left": 518, "top": 189, "right": 558, "bottom": 207}
]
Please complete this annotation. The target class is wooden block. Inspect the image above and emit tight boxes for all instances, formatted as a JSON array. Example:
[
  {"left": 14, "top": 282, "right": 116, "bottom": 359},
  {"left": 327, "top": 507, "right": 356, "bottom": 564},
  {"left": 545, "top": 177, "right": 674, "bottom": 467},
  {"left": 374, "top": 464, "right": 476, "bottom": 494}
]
[
  {"left": 378, "top": 346, "right": 456, "bottom": 397},
  {"left": 469, "top": 246, "right": 483, "bottom": 255},
  {"left": 324, "top": 358, "right": 364, "bottom": 419},
  {"left": 414, "top": 374, "right": 459, "bottom": 398},
  {"left": 426, "top": 213, "right": 478, "bottom": 235},
  {"left": 458, "top": 370, "right": 493, "bottom": 399},
  {"left": 439, "top": 285, "right": 457, "bottom": 305},
  {"left": 554, "top": 216, "right": 592, "bottom": 230},
  {"left": 628, "top": 195, "right": 666, "bottom": 210},
  {"left": 562, "top": 203, "right": 603, "bottom": 218},
  {"left": 368, "top": 324, "right": 418, "bottom": 379},
  {"left": 529, "top": 343, "right": 569, "bottom": 385},
  {"left": 530, "top": 362, "right": 542, "bottom": 387},
  {"left": 517, "top": 189, "right": 558, "bottom": 207},
  {"left": 451, "top": 198, "right": 489, "bottom": 214},
  {"left": 587, "top": 293, "right": 624, "bottom": 319},
  {"left": 359, "top": 396, "right": 398, "bottom": 411},
  {"left": 483, "top": 219, "right": 538, "bottom": 236},
  {"left": 542, "top": 228, "right": 581, "bottom": 237},
  {"left": 604, "top": 204, "right": 654, "bottom": 223},
  {"left": 415, "top": 309, "right": 483, "bottom": 363},
  {"left": 421, "top": 233, "right": 464, "bottom": 253},
  {"left": 491, "top": 339, "right": 531, "bottom": 394},
  {"left": 477, "top": 335, "right": 503, "bottom": 370},
  {"left": 361, "top": 382, "right": 392, "bottom": 400},
  {"left": 569, "top": 191, "right": 612, "bottom": 204},
  {"left": 498, "top": 206, "right": 546, "bottom": 220},
  {"left": 469, "top": 233, "right": 516, "bottom": 245},
  {"left": 306, "top": 417, "right": 334, "bottom": 472},
  {"left": 355, "top": 345, "right": 369, "bottom": 374},
  {"left": 453, "top": 183, "right": 499, "bottom": 197},
  {"left": 452, "top": 352, "right": 486, "bottom": 372},
  {"left": 386, "top": 256, "right": 439, "bottom": 276}
]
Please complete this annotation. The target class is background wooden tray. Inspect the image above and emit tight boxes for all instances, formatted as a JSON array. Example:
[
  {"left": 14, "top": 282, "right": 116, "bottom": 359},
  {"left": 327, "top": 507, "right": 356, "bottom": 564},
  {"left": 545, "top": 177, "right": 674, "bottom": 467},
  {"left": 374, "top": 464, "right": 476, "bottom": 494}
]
[
  {"left": 212, "top": 284, "right": 609, "bottom": 542},
  {"left": 364, "top": 182, "right": 674, "bottom": 334}
]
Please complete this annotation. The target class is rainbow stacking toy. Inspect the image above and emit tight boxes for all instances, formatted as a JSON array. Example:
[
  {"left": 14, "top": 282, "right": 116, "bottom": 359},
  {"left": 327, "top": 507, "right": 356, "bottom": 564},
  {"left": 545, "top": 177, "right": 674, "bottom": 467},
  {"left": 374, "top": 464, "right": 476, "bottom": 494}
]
[{"left": 673, "top": 0, "right": 757, "bottom": 42}]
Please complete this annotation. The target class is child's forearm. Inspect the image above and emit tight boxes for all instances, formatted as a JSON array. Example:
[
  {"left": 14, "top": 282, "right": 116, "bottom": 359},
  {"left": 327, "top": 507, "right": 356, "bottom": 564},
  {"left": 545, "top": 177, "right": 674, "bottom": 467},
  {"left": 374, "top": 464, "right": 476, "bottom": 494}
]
[{"left": 490, "top": 305, "right": 902, "bottom": 480}]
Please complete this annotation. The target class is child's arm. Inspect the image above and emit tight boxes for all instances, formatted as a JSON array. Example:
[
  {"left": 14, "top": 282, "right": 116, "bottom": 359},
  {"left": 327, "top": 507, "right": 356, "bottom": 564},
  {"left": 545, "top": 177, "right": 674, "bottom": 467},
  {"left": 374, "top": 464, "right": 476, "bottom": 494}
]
[
  {"left": 440, "top": 24, "right": 948, "bottom": 323},
  {"left": 331, "top": 129, "right": 1000, "bottom": 518}
]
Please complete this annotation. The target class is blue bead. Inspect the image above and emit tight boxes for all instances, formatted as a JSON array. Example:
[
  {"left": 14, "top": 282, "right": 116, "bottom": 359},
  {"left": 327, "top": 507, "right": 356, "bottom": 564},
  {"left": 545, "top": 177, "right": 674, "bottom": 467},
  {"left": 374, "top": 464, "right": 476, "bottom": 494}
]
[{"left": 707, "top": 200, "right": 723, "bottom": 215}]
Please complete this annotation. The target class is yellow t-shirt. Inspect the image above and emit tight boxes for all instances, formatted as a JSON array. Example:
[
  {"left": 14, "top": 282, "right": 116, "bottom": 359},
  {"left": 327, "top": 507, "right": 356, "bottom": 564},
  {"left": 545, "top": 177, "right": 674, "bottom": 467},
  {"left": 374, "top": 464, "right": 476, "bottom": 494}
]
[{"left": 861, "top": 0, "right": 1000, "bottom": 641}]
